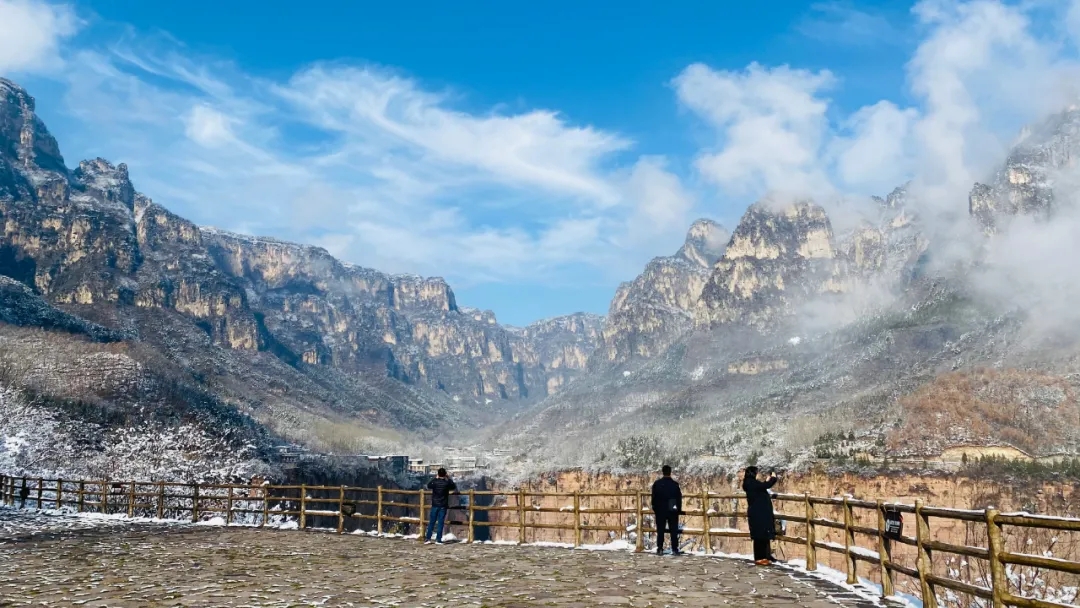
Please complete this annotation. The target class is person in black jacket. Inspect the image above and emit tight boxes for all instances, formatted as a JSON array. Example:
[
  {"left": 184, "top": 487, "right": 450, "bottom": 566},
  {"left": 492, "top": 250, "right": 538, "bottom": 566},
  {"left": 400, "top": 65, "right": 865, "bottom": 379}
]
[
  {"left": 650, "top": 465, "right": 683, "bottom": 555},
  {"left": 425, "top": 468, "right": 458, "bottom": 544},
  {"left": 742, "top": 466, "right": 779, "bottom": 565}
]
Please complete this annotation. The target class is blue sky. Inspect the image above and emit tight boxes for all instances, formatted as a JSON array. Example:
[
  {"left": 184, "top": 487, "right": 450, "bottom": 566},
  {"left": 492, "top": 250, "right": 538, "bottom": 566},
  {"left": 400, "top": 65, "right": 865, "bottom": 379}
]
[{"left": 3, "top": 0, "right": 1080, "bottom": 325}]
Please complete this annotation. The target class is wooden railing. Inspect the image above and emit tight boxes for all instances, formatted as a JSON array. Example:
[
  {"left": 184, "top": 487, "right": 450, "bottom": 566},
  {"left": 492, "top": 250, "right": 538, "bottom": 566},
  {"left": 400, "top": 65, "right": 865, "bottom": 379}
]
[{"left": 2, "top": 474, "right": 1077, "bottom": 608}]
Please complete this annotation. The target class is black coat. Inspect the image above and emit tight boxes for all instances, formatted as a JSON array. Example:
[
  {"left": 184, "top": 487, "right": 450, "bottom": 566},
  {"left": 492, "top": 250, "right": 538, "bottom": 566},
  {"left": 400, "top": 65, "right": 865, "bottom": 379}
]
[
  {"left": 427, "top": 477, "right": 457, "bottom": 507},
  {"left": 743, "top": 475, "right": 778, "bottom": 540},
  {"left": 650, "top": 476, "right": 682, "bottom": 515}
]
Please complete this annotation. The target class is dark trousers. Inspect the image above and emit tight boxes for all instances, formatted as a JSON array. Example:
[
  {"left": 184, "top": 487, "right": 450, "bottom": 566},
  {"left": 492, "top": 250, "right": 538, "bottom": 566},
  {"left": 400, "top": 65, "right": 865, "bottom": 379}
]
[
  {"left": 753, "top": 538, "right": 771, "bottom": 560},
  {"left": 656, "top": 512, "right": 679, "bottom": 552}
]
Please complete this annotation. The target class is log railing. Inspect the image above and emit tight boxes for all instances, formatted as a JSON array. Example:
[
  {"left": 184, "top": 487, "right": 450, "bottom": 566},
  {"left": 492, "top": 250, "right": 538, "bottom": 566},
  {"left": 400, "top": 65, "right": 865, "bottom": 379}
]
[{"left": 2, "top": 474, "right": 1077, "bottom": 608}]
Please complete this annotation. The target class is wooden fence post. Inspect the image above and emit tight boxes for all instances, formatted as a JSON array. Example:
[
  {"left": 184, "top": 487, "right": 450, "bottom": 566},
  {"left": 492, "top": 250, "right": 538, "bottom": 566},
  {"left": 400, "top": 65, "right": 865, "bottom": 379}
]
[
  {"left": 876, "top": 501, "right": 894, "bottom": 600},
  {"left": 702, "top": 491, "right": 712, "bottom": 555},
  {"left": 635, "top": 491, "right": 645, "bottom": 553},
  {"left": 986, "top": 508, "right": 1006, "bottom": 608},
  {"left": 518, "top": 488, "right": 526, "bottom": 545},
  {"left": 915, "top": 500, "right": 937, "bottom": 608},
  {"left": 226, "top": 486, "right": 235, "bottom": 526},
  {"left": 100, "top": 481, "right": 108, "bottom": 514},
  {"left": 127, "top": 482, "right": 135, "bottom": 518},
  {"left": 804, "top": 493, "right": 817, "bottom": 571},
  {"left": 261, "top": 484, "right": 269, "bottom": 528},
  {"left": 56, "top": 479, "right": 63, "bottom": 510},
  {"left": 77, "top": 481, "right": 85, "bottom": 512},
  {"left": 467, "top": 489, "right": 475, "bottom": 544},
  {"left": 299, "top": 484, "right": 307, "bottom": 530},
  {"left": 377, "top": 486, "right": 384, "bottom": 535},
  {"left": 418, "top": 489, "right": 426, "bottom": 542},
  {"left": 337, "top": 485, "right": 345, "bottom": 534},
  {"left": 572, "top": 492, "right": 581, "bottom": 547},
  {"left": 843, "top": 496, "right": 857, "bottom": 585},
  {"left": 191, "top": 483, "right": 199, "bottom": 523},
  {"left": 36, "top": 477, "right": 43, "bottom": 509},
  {"left": 20, "top": 477, "right": 27, "bottom": 508},
  {"left": 157, "top": 481, "right": 165, "bottom": 520}
]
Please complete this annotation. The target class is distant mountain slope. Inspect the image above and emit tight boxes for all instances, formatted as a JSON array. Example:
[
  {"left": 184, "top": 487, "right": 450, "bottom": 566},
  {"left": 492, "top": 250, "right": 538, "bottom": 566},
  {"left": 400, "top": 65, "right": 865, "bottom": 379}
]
[
  {"left": 0, "top": 77, "right": 602, "bottom": 460},
  {"left": 488, "top": 108, "right": 1080, "bottom": 475}
]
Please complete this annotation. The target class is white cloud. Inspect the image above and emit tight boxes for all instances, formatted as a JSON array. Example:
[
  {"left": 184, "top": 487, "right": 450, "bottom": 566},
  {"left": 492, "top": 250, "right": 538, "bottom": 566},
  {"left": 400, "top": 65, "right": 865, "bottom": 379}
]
[
  {"left": 0, "top": 0, "right": 77, "bottom": 74},
  {"left": 833, "top": 101, "right": 918, "bottom": 194},
  {"left": 906, "top": 0, "right": 1080, "bottom": 207},
  {"left": 280, "top": 66, "right": 631, "bottom": 205},
  {"left": 673, "top": 62, "right": 836, "bottom": 199},
  {"left": 184, "top": 105, "right": 235, "bottom": 147},
  {"left": 795, "top": 2, "right": 904, "bottom": 47}
]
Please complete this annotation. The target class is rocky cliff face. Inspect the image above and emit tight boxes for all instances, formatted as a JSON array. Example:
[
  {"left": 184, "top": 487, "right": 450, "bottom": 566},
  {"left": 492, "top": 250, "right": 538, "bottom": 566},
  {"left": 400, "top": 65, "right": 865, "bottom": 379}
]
[
  {"left": 0, "top": 78, "right": 602, "bottom": 451},
  {"left": 696, "top": 200, "right": 838, "bottom": 330},
  {"left": 594, "top": 220, "right": 727, "bottom": 364},
  {"left": 969, "top": 107, "right": 1080, "bottom": 232}
]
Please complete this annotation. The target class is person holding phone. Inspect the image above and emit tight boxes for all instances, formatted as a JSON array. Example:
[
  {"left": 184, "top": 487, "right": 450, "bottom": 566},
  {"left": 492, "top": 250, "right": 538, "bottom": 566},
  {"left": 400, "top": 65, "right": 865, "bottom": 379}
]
[
  {"left": 424, "top": 468, "right": 458, "bottom": 544},
  {"left": 743, "top": 466, "right": 779, "bottom": 565},
  {"left": 650, "top": 464, "right": 683, "bottom": 555}
]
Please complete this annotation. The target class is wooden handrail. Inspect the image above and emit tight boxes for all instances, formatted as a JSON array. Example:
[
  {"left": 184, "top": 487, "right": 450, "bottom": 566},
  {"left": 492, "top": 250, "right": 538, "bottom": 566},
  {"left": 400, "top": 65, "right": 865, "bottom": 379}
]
[{"left": 2, "top": 473, "right": 1079, "bottom": 607}]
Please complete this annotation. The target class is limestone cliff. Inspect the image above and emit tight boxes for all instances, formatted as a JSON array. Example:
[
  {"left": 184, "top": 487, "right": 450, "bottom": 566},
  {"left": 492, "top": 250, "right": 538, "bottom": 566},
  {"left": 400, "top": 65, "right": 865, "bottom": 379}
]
[
  {"left": 595, "top": 219, "right": 728, "bottom": 364},
  {"left": 968, "top": 107, "right": 1080, "bottom": 232},
  {"left": 0, "top": 77, "right": 602, "bottom": 449},
  {"left": 696, "top": 200, "right": 837, "bottom": 330}
]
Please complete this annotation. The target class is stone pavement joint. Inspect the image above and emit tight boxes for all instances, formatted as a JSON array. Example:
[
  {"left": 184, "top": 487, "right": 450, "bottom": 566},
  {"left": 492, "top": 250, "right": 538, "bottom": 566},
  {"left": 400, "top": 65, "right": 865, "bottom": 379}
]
[{"left": 0, "top": 508, "right": 892, "bottom": 607}]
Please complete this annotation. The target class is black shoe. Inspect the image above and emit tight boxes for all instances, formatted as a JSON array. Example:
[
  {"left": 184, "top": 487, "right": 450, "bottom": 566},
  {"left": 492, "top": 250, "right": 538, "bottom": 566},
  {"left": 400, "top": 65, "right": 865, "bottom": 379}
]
[
  {"left": 671, "top": 550, "right": 682, "bottom": 556},
  {"left": 656, "top": 548, "right": 664, "bottom": 555}
]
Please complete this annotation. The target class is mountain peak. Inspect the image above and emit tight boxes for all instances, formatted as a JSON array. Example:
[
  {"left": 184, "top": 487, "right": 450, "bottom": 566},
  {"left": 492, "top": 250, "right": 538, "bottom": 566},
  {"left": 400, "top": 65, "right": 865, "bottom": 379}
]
[
  {"left": 677, "top": 218, "right": 729, "bottom": 268},
  {"left": 0, "top": 77, "right": 66, "bottom": 175}
]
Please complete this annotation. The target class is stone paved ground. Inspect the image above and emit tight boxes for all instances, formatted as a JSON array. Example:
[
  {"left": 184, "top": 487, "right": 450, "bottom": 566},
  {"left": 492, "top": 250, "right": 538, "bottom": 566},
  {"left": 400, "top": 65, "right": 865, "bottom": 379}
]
[{"left": 0, "top": 508, "right": 889, "bottom": 607}]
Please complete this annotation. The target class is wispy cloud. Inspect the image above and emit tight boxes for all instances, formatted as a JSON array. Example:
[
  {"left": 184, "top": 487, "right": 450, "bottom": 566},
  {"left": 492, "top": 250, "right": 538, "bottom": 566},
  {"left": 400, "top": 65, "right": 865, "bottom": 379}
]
[
  {"left": 25, "top": 24, "right": 695, "bottom": 292},
  {"left": 795, "top": 2, "right": 907, "bottom": 47}
]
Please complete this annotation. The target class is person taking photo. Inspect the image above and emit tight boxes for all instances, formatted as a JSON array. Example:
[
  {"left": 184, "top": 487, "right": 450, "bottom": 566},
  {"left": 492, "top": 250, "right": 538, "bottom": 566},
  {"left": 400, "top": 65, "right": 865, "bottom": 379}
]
[
  {"left": 742, "top": 466, "right": 779, "bottom": 565},
  {"left": 425, "top": 468, "right": 458, "bottom": 544}
]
